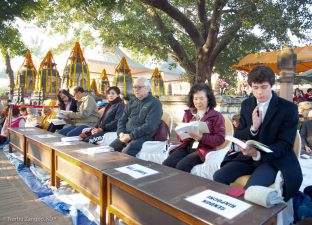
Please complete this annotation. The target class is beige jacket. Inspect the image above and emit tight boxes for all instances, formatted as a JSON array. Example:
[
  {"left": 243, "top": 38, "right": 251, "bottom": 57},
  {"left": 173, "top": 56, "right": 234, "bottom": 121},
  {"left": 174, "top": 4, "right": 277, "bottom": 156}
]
[{"left": 66, "top": 95, "right": 99, "bottom": 127}]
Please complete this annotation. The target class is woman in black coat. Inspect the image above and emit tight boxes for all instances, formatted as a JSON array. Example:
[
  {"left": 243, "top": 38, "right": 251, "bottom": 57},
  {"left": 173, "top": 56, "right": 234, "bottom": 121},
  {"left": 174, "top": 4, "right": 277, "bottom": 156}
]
[{"left": 80, "top": 86, "right": 125, "bottom": 144}]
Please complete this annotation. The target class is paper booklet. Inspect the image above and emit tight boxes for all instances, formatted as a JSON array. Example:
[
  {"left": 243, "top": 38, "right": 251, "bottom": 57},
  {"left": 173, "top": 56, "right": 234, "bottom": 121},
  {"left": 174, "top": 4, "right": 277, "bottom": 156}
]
[
  {"left": 47, "top": 118, "right": 66, "bottom": 125},
  {"left": 175, "top": 121, "right": 209, "bottom": 140},
  {"left": 76, "top": 146, "right": 113, "bottom": 155},
  {"left": 61, "top": 136, "right": 82, "bottom": 142},
  {"left": 57, "top": 110, "right": 73, "bottom": 119},
  {"left": 225, "top": 135, "right": 273, "bottom": 153}
]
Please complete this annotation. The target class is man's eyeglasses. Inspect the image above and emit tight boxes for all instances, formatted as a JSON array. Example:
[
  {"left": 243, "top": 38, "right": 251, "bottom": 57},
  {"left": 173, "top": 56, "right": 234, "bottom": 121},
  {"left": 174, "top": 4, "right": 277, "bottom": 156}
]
[{"left": 133, "top": 85, "right": 145, "bottom": 90}]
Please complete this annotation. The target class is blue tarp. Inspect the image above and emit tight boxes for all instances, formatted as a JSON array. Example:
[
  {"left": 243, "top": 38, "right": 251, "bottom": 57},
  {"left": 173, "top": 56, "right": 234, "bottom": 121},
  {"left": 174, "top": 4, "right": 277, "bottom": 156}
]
[{"left": 2, "top": 146, "right": 97, "bottom": 225}]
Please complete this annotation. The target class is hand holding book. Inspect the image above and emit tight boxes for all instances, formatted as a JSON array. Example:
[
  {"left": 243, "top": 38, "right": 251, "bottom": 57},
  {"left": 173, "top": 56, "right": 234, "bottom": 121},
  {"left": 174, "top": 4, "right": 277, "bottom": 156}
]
[{"left": 226, "top": 135, "right": 273, "bottom": 154}]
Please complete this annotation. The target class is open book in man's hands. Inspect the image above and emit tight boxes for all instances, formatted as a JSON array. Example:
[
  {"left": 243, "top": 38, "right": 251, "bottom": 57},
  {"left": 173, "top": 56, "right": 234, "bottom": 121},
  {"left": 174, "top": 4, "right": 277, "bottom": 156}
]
[
  {"left": 47, "top": 118, "right": 66, "bottom": 125},
  {"left": 225, "top": 135, "right": 273, "bottom": 153},
  {"left": 175, "top": 121, "right": 209, "bottom": 140}
]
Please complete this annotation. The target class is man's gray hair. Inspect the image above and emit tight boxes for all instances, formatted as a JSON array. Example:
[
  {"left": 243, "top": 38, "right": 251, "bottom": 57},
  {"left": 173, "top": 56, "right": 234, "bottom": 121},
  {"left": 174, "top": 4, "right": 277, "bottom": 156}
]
[{"left": 135, "top": 77, "right": 151, "bottom": 91}]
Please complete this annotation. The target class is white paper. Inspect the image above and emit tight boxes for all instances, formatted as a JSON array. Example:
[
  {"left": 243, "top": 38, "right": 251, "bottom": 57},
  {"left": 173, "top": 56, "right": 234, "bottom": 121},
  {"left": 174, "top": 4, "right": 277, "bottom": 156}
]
[
  {"left": 115, "top": 164, "right": 159, "bottom": 179},
  {"left": 35, "top": 134, "right": 57, "bottom": 138},
  {"left": 47, "top": 118, "right": 66, "bottom": 125},
  {"left": 76, "top": 146, "right": 113, "bottom": 155},
  {"left": 175, "top": 121, "right": 209, "bottom": 140},
  {"left": 52, "top": 142, "right": 79, "bottom": 146},
  {"left": 61, "top": 136, "right": 82, "bottom": 142},
  {"left": 18, "top": 128, "right": 37, "bottom": 131},
  {"left": 185, "top": 190, "right": 251, "bottom": 220}
]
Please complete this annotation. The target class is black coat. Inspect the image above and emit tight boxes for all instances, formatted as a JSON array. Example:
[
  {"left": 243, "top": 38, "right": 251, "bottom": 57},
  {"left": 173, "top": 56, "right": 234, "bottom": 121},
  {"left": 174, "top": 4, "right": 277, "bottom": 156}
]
[
  {"left": 96, "top": 101, "right": 125, "bottom": 132},
  {"left": 59, "top": 100, "right": 78, "bottom": 112},
  {"left": 222, "top": 92, "right": 302, "bottom": 201}
]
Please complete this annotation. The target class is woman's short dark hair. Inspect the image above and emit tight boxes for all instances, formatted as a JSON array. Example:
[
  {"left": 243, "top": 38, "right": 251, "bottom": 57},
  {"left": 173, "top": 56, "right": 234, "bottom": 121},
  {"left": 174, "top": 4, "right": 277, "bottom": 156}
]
[
  {"left": 247, "top": 66, "right": 275, "bottom": 86},
  {"left": 106, "top": 86, "right": 121, "bottom": 95},
  {"left": 188, "top": 83, "right": 216, "bottom": 108}
]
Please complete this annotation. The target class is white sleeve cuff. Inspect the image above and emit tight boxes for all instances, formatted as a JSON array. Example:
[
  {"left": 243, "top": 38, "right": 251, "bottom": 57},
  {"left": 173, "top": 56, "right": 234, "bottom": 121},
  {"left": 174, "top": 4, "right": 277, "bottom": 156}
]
[
  {"left": 250, "top": 127, "right": 258, "bottom": 136},
  {"left": 252, "top": 151, "right": 261, "bottom": 161}
]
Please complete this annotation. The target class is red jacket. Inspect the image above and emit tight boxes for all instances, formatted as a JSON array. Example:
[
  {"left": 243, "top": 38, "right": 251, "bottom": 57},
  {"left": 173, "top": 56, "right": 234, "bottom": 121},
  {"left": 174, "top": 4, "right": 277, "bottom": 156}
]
[{"left": 172, "top": 108, "right": 225, "bottom": 161}]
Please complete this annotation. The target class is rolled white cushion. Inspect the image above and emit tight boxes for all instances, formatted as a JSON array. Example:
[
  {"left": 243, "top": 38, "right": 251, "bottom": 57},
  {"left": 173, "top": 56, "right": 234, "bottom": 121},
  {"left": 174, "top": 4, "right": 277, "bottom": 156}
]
[{"left": 244, "top": 186, "right": 284, "bottom": 208}]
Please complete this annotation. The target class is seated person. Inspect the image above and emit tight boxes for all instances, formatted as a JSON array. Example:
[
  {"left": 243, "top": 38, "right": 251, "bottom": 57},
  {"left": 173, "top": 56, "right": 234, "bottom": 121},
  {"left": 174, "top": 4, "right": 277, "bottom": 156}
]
[
  {"left": 25, "top": 108, "right": 40, "bottom": 127},
  {"left": 19, "top": 107, "right": 28, "bottom": 118},
  {"left": 300, "top": 114, "right": 312, "bottom": 156},
  {"left": 163, "top": 83, "right": 225, "bottom": 172},
  {"left": 80, "top": 86, "right": 125, "bottom": 144},
  {"left": 304, "top": 88, "right": 312, "bottom": 101},
  {"left": 293, "top": 88, "right": 305, "bottom": 104},
  {"left": 0, "top": 106, "right": 25, "bottom": 144},
  {"left": 213, "top": 66, "right": 302, "bottom": 202},
  {"left": 0, "top": 104, "right": 6, "bottom": 132},
  {"left": 37, "top": 107, "right": 57, "bottom": 130},
  {"left": 58, "top": 86, "right": 99, "bottom": 136},
  {"left": 109, "top": 77, "right": 162, "bottom": 156},
  {"left": 232, "top": 114, "right": 240, "bottom": 131},
  {"left": 48, "top": 89, "right": 78, "bottom": 132}
]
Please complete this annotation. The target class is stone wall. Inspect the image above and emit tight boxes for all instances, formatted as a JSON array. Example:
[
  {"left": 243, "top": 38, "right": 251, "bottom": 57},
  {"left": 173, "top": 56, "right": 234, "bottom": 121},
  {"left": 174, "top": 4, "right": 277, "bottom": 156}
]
[{"left": 160, "top": 95, "right": 243, "bottom": 129}]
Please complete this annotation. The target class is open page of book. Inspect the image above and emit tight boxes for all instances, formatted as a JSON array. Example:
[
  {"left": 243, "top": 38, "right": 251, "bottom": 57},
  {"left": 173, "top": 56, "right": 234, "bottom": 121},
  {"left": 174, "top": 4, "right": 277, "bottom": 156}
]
[
  {"left": 225, "top": 135, "right": 273, "bottom": 153},
  {"left": 175, "top": 121, "right": 209, "bottom": 140},
  {"left": 47, "top": 119, "right": 66, "bottom": 125}
]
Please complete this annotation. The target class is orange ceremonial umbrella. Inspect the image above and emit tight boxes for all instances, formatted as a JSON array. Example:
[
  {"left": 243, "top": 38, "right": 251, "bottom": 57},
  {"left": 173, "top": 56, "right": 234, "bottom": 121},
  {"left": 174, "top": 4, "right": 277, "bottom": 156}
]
[{"left": 232, "top": 45, "right": 312, "bottom": 74}]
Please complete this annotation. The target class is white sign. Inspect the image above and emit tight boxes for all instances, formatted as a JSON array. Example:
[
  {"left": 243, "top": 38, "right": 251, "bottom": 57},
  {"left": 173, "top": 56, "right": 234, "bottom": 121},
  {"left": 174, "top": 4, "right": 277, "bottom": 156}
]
[
  {"left": 115, "top": 164, "right": 159, "bottom": 179},
  {"left": 53, "top": 142, "right": 79, "bottom": 146},
  {"left": 19, "top": 128, "right": 37, "bottom": 131},
  {"left": 76, "top": 146, "right": 113, "bottom": 155},
  {"left": 185, "top": 190, "right": 251, "bottom": 220},
  {"left": 35, "top": 134, "right": 57, "bottom": 138}
]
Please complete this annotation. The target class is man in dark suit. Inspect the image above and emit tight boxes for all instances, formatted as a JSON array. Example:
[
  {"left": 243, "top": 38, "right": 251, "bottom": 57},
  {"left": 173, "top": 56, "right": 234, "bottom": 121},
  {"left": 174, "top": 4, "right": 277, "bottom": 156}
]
[{"left": 213, "top": 66, "right": 302, "bottom": 201}]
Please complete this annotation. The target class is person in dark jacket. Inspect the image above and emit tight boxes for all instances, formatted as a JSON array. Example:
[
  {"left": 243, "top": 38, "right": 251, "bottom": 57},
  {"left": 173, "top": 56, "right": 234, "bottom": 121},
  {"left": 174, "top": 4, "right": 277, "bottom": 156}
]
[
  {"left": 163, "top": 83, "right": 225, "bottom": 172},
  {"left": 109, "top": 77, "right": 163, "bottom": 156},
  {"left": 213, "top": 66, "right": 302, "bottom": 201},
  {"left": 80, "top": 86, "right": 125, "bottom": 144}
]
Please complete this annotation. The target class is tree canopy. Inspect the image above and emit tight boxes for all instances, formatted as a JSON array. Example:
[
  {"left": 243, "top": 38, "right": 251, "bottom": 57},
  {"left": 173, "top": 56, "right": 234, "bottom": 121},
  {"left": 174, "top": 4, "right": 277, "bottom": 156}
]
[{"left": 32, "top": 0, "right": 312, "bottom": 86}]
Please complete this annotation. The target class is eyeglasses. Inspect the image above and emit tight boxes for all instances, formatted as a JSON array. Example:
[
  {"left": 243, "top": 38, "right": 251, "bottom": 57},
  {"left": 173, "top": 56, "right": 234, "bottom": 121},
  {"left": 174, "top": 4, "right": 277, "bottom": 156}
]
[{"left": 133, "top": 85, "right": 145, "bottom": 90}]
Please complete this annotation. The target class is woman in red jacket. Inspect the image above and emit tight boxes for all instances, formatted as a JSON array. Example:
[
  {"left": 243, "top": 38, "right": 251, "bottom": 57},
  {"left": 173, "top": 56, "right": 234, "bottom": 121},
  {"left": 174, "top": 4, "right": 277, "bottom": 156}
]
[{"left": 163, "top": 83, "right": 225, "bottom": 172}]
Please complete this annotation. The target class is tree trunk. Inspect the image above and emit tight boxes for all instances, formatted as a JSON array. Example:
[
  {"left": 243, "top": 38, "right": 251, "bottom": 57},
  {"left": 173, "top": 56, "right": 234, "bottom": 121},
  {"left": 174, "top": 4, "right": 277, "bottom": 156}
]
[
  {"left": 195, "top": 48, "right": 213, "bottom": 86},
  {"left": 5, "top": 52, "right": 14, "bottom": 100}
]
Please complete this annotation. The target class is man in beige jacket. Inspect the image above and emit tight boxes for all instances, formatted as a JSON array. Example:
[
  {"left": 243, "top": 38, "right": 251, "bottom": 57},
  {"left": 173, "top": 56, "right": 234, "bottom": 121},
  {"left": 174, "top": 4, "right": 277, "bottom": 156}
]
[{"left": 58, "top": 86, "right": 99, "bottom": 136}]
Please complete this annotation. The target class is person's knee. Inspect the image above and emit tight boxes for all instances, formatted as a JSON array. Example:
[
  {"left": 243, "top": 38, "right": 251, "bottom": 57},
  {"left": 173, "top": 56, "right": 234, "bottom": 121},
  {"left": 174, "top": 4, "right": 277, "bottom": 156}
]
[
  {"left": 122, "top": 146, "right": 139, "bottom": 156},
  {"left": 213, "top": 170, "right": 229, "bottom": 184},
  {"left": 162, "top": 158, "right": 176, "bottom": 168},
  {"left": 109, "top": 139, "right": 125, "bottom": 152},
  {"left": 176, "top": 160, "right": 192, "bottom": 172}
]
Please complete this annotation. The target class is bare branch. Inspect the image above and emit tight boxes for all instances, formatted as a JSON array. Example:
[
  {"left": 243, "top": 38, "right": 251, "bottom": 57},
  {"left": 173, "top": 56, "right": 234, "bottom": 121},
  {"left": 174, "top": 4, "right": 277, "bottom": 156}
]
[
  {"left": 141, "top": 0, "right": 204, "bottom": 47},
  {"left": 197, "top": 0, "right": 210, "bottom": 39},
  {"left": 210, "top": 20, "right": 241, "bottom": 65},
  {"left": 146, "top": 7, "right": 196, "bottom": 74},
  {"left": 204, "top": 0, "right": 228, "bottom": 53}
]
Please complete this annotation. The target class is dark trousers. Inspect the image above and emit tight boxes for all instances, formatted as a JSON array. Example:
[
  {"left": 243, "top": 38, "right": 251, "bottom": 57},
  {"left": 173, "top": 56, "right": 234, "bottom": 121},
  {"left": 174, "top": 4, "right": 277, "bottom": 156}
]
[
  {"left": 58, "top": 125, "right": 89, "bottom": 136},
  {"left": 304, "top": 186, "right": 312, "bottom": 199},
  {"left": 109, "top": 136, "right": 152, "bottom": 157},
  {"left": 213, "top": 161, "right": 278, "bottom": 188},
  {"left": 162, "top": 148, "right": 203, "bottom": 173},
  {"left": 47, "top": 124, "right": 65, "bottom": 133},
  {"left": 83, "top": 132, "right": 104, "bottom": 145}
]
